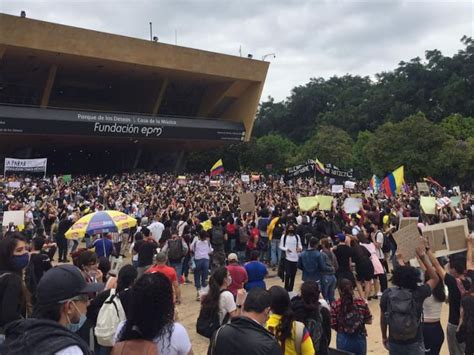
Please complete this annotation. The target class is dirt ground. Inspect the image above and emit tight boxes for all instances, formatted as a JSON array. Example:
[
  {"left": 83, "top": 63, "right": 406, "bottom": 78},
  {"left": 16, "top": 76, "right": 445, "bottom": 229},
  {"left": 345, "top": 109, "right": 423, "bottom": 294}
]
[{"left": 176, "top": 270, "right": 449, "bottom": 355}]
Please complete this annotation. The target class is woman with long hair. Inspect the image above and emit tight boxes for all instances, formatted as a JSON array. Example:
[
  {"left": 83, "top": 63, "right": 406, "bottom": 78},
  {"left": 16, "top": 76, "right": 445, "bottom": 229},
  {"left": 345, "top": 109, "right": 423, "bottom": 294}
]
[
  {"left": 115, "top": 273, "right": 193, "bottom": 355},
  {"left": 190, "top": 229, "right": 213, "bottom": 301},
  {"left": 0, "top": 232, "right": 31, "bottom": 349},
  {"left": 291, "top": 281, "right": 331, "bottom": 355},
  {"left": 266, "top": 286, "right": 314, "bottom": 355},
  {"left": 330, "top": 278, "right": 372, "bottom": 355},
  {"left": 350, "top": 238, "right": 374, "bottom": 301},
  {"left": 199, "top": 266, "right": 239, "bottom": 325}
]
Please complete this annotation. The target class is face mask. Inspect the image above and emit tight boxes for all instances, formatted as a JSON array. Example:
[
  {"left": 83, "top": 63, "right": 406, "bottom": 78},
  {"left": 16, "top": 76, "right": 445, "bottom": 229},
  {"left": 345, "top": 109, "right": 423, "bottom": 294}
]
[
  {"left": 66, "top": 301, "right": 87, "bottom": 333},
  {"left": 11, "top": 253, "right": 29, "bottom": 271}
]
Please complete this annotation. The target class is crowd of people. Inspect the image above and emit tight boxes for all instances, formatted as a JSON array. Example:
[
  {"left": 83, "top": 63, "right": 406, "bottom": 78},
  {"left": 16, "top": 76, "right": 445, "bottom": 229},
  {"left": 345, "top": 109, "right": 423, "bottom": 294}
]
[{"left": 0, "top": 172, "right": 473, "bottom": 355}]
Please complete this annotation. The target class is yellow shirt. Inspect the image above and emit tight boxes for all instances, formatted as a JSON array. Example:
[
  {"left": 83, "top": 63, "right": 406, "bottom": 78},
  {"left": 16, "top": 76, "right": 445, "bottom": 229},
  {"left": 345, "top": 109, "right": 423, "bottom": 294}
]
[{"left": 266, "top": 313, "right": 315, "bottom": 355}]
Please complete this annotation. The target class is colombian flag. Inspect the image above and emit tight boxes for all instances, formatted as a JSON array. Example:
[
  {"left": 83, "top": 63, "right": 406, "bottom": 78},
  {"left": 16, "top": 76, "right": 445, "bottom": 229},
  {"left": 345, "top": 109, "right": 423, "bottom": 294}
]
[
  {"left": 210, "top": 159, "right": 224, "bottom": 176},
  {"left": 381, "top": 166, "right": 405, "bottom": 197},
  {"left": 369, "top": 175, "right": 380, "bottom": 193},
  {"left": 315, "top": 158, "right": 326, "bottom": 175}
]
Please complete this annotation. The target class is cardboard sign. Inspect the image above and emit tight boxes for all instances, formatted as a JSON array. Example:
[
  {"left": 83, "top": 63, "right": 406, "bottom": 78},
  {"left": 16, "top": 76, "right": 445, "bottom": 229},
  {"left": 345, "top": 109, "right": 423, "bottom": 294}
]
[
  {"left": 343, "top": 198, "right": 362, "bottom": 214},
  {"left": 241, "top": 175, "right": 250, "bottom": 184},
  {"left": 332, "top": 185, "right": 343, "bottom": 194},
  {"left": 420, "top": 196, "right": 436, "bottom": 215},
  {"left": 2, "top": 210, "right": 25, "bottom": 227},
  {"left": 417, "top": 182, "right": 430, "bottom": 194},
  {"left": 399, "top": 217, "right": 419, "bottom": 230},
  {"left": 422, "top": 219, "right": 469, "bottom": 255},
  {"left": 344, "top": 181, "right": 356, "bottom": 189},
  {"left": 393, "top": 223, "right": 421, "bottom": 261},
  {"left": 239, "top": 192, "right": 256, "bottom": 213}
]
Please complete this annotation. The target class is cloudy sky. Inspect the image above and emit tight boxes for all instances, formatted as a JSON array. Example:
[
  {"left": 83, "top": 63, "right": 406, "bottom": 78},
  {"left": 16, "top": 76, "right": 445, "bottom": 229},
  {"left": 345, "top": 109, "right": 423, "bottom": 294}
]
[{"left": 2, "top": 0, "right": 473, "bottom": 101}]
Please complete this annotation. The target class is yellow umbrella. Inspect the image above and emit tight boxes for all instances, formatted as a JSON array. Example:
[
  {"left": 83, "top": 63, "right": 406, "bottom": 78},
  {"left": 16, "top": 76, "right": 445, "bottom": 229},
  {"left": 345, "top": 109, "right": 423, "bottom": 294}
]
[{"left": 66, "top": 210, "right": 137, "bottom": 239}]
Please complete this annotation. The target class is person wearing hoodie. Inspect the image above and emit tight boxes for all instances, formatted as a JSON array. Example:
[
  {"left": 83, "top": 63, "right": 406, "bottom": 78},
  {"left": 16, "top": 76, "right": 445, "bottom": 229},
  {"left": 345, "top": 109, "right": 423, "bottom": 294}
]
[{"left": 3, "top": 264, "right": 103, "bottom": 355}]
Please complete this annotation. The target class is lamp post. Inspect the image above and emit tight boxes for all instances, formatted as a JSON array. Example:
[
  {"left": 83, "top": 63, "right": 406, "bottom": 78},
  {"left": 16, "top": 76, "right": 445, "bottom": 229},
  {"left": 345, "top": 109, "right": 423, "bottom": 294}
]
[{"left": 262, "top": 53, "right": 276, "bottom": 61}]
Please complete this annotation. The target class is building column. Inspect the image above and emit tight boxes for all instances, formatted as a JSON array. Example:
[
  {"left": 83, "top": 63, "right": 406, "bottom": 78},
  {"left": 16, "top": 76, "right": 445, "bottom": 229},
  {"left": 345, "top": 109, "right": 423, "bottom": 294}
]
[
  {"left": 151, "top": 78, "right": 169, "bottom": 115},
  {"left": 40, "top": 65, "right": 58, "bottom": 108}
]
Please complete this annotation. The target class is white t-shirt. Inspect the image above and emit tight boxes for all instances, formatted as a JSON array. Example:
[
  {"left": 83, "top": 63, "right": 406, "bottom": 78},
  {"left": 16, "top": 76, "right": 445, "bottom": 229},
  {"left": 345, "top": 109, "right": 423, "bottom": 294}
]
[
  {"left": 375, "top": 231, "right": 384, "bottom": 259},
  {"left": 148, "top": 221, "right": 165, "bottom": 243},
  {"left": 190, "top": 238, "right": 213, "bottom": 260},
  {"left": 114, "top": 321, "right": 191, "bottom": 355},
  {"left": 279, "top": 234, "right": 301, "bottom": 262},
  {"left": 219, "top": 290, "right": 236, "bottom": 324}
]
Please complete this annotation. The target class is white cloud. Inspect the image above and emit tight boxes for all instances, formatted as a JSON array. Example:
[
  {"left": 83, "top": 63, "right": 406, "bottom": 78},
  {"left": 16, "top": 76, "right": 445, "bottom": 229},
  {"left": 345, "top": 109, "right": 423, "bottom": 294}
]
[{"left": 1, "top": 0, "right": 473, "bottom": 101}]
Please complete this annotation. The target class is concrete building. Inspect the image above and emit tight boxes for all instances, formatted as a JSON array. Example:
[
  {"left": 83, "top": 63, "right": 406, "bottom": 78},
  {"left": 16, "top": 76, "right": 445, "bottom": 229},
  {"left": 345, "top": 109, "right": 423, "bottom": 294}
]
[{"left": 0, "top": 13, "right": 269, "bottom": 172}]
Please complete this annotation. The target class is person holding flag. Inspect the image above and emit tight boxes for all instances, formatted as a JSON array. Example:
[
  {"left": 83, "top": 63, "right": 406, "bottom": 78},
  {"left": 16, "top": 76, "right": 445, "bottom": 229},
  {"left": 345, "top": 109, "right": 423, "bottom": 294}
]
[{"left": 210, "top": 159, "right": 224, "bottom": 176}]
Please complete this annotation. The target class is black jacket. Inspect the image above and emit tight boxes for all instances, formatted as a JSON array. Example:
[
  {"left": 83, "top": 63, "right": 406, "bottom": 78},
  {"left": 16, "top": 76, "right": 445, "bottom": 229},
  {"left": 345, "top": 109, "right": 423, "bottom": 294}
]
[
  {"left": 3, "top": 318, "right": 91, "bottom": 355},
  {"left": 208, "top": 316, "right": 282, "bottom": 355}
]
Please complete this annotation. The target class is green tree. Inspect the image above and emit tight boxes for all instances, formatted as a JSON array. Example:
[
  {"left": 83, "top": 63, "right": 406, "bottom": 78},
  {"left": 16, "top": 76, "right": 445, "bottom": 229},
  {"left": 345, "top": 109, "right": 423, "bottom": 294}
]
[
  {"left": 440, "top": 114, "right": 474, "bottom": 140},
  {"left": 241, "top": 134, "right": 296, "bottom": 172},
  {"left": 352, "top": 130, "right": 374, "bottom": 179},
  {"left": 298, "top": 125, "right": 354, "bottom": 167},
  {"left": 365, "top": 113, "right": 449, "bottom": 180}
]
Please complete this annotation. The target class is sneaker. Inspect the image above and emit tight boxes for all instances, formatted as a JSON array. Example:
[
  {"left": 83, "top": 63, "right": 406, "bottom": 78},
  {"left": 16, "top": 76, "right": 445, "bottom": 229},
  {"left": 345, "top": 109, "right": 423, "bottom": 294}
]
[
  {"left": 196, "top": 291, "right": 201, "bottom": 301},
  {"left": 184, "top": 279, "right": 192, "bottom": 285}
]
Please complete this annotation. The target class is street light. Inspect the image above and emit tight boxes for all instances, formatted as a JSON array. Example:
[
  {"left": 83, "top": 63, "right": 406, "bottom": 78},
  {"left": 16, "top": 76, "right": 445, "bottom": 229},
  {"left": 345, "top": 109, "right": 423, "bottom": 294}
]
[{"left": 262, "top": 53, "right": 276, "bottom": 61}]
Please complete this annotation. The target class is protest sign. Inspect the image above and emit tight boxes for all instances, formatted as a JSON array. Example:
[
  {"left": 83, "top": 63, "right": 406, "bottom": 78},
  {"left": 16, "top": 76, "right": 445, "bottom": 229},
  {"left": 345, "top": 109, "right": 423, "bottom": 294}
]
[
  {"left": 298, "top": 195, "right": 334, "bottom": 212},
  {"left": 420, "top": 196, "right": 436, "bottom": 215},
  {"left": 445, "top": 219, "right": 469, "bottom": 253},
  {"left": 2, "top": 211, "right": 24, "bottom": 227},
  {"left": 251, "top": 175, "right": 260, "bottom": 182},
  {"left": 350, "top": 193, "right": 362, "bottom": 198},
  {"left": 393, "top": 223, "right": 421, "bottom": 261},
  {"left": 239, "top": 193, "right": 256, "bottom": 213},
  {"left": 399, "top": 217, "right": 418, "bottom": 230},
  {"left": 8, "top": 181, "right": 21, "bottom": 188},
  {"left": 343, "top": 198, "right": 362, "bottom": 214},
  {"left": 422, "top": 219, "right": 469, "bottom": 255},
  {"left": 417, "top": 182, "right": 430, "bottom": 194},
  {"left": 344, "top": 181, "right": 356, "bottom": 189},
  {"left": 241, "top": 175, "right": 250, "bottom": 184},
  {"left": 315, "top": 195, "right": 333, "bottom": 211},
  {"left": 450, "top": 196, "right": 461, "bottom": 207},
  {"left": 332, "top": 185, "right": 343, "bottom": 194},
  {"left": 62, "top": 175, "right": 72, "bottom": 184},
  {"left": 298, "top": 197, "right": 319, "bottom": 212},
  {"left": 177, "top": 176, "right": 187, "bottom": 185},
  {"left": 210, "top": 180, "right": 220, "bottom": 187},
  {"left": 453, "top": 186, "right": 461, "bottom": 194}
]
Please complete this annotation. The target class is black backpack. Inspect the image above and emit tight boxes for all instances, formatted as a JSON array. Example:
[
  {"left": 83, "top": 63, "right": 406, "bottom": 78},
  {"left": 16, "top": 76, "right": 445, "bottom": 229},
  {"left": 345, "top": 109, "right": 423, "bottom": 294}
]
[
  {"left": 167, "top": 239, "right": 184, "bottom": 261},
  {"left": 384, "top": 287, "right": 420, "bottom": 341},
  {"left": 211, "top": 226, "right": 225, "bottom": 246},
  {"left": 196, "top": 291, "right": 229, "bottom": 338},
  {"left": 305, "top": 314, "right": 325, "bottom": 353},
  {"left": 379, "top": 231, "right": 392, "bottom": 253}
]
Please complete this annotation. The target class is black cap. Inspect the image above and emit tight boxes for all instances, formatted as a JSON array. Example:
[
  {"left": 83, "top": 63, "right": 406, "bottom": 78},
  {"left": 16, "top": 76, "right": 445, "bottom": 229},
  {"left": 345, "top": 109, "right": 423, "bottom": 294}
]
[{"left": 36, "top": 264, "right": 104, "bottom": 305}]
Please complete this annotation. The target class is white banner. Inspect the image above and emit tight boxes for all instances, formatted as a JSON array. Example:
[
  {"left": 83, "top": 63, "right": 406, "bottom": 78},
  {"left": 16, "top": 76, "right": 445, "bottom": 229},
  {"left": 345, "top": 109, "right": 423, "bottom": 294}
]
[{"left": 4, "top": 158, "right": 47, "bottom": 175}]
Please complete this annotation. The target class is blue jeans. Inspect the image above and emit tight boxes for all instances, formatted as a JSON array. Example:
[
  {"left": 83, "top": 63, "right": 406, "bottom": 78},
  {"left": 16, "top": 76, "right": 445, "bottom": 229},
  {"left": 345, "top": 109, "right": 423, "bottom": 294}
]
[
  {"left": 271, "top": 239, "right": 281, "bottom": 267},
  {"left": 194, "top": 258, "right": 209, "bottom": 290},
  {"left": 170, "top": 261, "right": 183, "bottom": 281},
  {"left": 336, "top": 332, "right": 367, "bottom": 355},
  {"left": 388, "top": 341, "right": 424, "bottom": 355},
  {"left": 321, "top": 274, "right": 337, "bottom": 304}
]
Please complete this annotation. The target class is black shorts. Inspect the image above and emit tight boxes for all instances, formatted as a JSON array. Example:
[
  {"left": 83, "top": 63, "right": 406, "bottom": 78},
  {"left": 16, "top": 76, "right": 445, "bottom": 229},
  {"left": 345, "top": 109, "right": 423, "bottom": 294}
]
[
  {"left": 336, "top": 270, "right": 356, "bottom": 286},
  {"left": 356, "top": 263, "right": 374, "bottom": 282}
]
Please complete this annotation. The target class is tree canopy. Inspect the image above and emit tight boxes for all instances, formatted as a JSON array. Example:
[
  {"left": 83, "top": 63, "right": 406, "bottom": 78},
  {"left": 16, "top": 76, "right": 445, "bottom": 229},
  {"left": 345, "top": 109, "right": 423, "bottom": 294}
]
[{"left": 186, "top": 37, "right": 474, "bottom": 186}]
